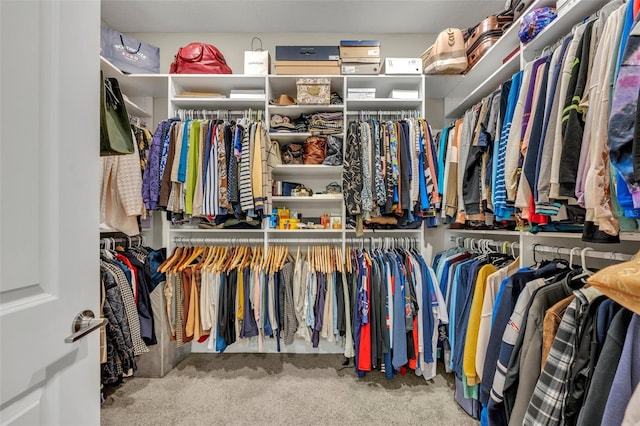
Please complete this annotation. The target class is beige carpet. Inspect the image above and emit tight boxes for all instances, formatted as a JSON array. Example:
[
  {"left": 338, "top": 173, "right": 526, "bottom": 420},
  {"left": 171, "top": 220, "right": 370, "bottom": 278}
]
[{"left": 101, "top": 353, "right": 478, "bottom": 426}]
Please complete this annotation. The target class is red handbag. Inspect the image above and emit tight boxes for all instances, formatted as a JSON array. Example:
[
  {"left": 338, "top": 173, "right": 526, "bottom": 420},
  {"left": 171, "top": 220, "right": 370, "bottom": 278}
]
[{"left": 169, "top": 42, "right": 232, "bottom": 74}]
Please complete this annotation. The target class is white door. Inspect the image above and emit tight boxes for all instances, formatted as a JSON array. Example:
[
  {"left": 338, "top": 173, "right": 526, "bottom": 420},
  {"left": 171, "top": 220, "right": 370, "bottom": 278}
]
[{"left": 0, "top": 0, "right": 101, "bottom": 424}]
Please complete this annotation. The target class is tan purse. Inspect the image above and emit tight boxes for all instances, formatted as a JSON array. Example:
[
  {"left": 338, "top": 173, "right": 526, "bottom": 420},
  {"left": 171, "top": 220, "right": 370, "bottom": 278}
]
[{"left": 421, "top": 28, "right": 468, "bottom": 75}]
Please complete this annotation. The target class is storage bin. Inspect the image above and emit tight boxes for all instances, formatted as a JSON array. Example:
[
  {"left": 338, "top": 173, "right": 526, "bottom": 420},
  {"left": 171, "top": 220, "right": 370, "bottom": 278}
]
[{"left": 296, "top": 78, "right": 331, "bottom": 104}]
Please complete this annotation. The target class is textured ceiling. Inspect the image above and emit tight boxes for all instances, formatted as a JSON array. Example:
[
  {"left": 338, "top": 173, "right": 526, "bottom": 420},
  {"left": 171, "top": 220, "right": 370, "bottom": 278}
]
[{"left": 101, "top": 0, "right": 507, "bottom": 33}]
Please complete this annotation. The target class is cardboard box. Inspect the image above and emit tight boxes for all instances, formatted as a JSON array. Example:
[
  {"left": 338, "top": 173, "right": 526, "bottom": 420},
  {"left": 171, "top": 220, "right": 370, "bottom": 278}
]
[
  {"left": 275, "top": 65, "right": 341, "bottom": 75},
  {"left": 275, "top": 60, "right": 339, "bottom": 67},
  {"left": 296, "top": 78, "right": 331, "bottom": 104},
  {"left": 340, "top": 46, "right": 380, "bottom": 59},
  {"left": 275, "top": 46, "right": 340, "bottom": 61},
  {"left": 341, "top": 63, "right": 381, "bottom": 75},
  {"left": 381, "top": 58, "right": 422, "bottom": 75}
]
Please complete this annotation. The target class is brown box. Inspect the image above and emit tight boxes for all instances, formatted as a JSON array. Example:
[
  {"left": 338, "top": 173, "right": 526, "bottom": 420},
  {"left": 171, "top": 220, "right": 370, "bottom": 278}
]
[{"left": 340, "top": 46, "right": 380, "bottom": 59}]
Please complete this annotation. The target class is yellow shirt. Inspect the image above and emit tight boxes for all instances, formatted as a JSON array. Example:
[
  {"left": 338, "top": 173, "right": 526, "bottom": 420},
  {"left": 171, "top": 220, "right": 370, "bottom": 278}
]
[{"left": 463, "top": 263, "right": 497, "bottom": 386}]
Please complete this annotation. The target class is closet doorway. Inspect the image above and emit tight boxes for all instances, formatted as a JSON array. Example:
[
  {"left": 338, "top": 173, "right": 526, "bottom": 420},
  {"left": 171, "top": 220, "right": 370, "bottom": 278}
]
[{"left": 0, "top": 1, "right": 101, "bottom": 424}]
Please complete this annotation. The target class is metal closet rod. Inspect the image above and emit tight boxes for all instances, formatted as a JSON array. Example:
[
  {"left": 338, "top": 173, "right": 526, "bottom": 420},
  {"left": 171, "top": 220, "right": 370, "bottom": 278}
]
[
  {"left": 346, "top": 110, "right": 421, "bottom": 116},
  {"left": 451, "top": 236, "right": 634, "bottom": 262},
  {"left": 100, "top": 235, "right": 144, "bottom": 248},
  {"left": 173, "top": 236, "right": 419, "bottom": 246},
  {"left": 531, "top": 244, "right": 633, "bottom": 262},
  {"left": 174, "top": 109, "right": 264, "bottom": 119},
  {"left": 451, "top": 236, "right": 520, "bottom": 252}
]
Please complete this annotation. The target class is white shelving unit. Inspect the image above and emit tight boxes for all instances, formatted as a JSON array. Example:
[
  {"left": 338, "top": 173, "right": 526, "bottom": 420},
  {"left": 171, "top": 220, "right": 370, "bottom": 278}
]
[{"left": 163, "top": 74, "right": 426, "bottom": 259}]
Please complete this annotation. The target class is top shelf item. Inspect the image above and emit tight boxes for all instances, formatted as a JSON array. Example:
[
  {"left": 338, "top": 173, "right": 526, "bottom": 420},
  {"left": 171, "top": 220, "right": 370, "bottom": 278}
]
[{"left": 425, "top": 0, "right": 608, "bottom": 119}]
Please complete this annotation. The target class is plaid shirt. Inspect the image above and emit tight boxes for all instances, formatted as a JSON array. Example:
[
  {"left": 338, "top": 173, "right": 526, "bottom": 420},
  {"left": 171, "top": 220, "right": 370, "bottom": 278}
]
[{"left": 524, "top": 286, "right": 602, "bottom": 425}]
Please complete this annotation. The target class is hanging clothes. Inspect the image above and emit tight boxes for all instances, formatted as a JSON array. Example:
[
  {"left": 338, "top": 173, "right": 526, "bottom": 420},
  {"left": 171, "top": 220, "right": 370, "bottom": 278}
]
[
  {"left": 143, "top": 114, "right": 269, "bottom": 227},
  {"left": 343, "top": 117, "right": 439, "bottom": 234}
]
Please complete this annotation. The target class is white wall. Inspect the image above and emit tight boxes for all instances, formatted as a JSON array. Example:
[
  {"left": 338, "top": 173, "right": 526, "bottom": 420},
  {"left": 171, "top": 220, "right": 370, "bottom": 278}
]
[{"left": 127, "top": 32, "right": 436, "bottom": 73}]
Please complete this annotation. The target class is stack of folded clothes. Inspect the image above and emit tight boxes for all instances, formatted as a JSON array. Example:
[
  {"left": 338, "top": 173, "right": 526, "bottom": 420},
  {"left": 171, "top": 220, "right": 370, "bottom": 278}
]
[
  {"left": 270, "top": 114, "right": 310, "bottom": 133},
  {"left": 270, "top": 114, "right": 297, "bottom": 133},
  {"left": 308, "top": 112, "right": 343, "bottom": 134}
]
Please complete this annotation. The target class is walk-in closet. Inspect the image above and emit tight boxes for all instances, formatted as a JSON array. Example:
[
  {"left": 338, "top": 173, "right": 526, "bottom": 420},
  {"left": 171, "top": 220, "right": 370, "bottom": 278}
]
[{"left": 2, "top": 0, "right": 640, "bottom": 424}]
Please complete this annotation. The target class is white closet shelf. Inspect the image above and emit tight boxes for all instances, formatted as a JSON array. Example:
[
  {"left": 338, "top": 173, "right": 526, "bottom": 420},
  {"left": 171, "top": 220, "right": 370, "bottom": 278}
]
[
  {"left": 272, "top": 195, "right": 343, "bottom": 205},
  {"left": 170, "top": 74, "right": 266, "bottom": 90},
  {"left": 267, "top": 229, "right": 343, "bottom": 234},
  {"left": 446, "top": 229, "right": 640, "bottom": 242},
  {"left": 271, "top": 164, "right": 343, "bottom": 178},
  {"left": 522, "top": 0, "right": 611, "bottom": 59},
  {"left": 445, "top": 228, "right": 522, "bottom": 236},
  {"left": 269, "top": 105, "right": 344, "bottom": 115},
  {"left": 122, "top": 95, "right": 151, "bottom": 118},
  {"left": 346, "top": 98, "right": 423, "bottom": 110},
  {"left": 170, "top": 97, "right": 265, "bottom": 109},
  {"left": 169, "top": 228, "right": 264, "bottom": 233},
  {"left": 346, "top": 228, "right": 424, "bottom": 234},
  {"left": 620, "top": 232, "right": 640, "bottom": 242},
  {"left": 347, "top": 74, "right": 424, "bottom": 92},
  {"left": 269, "top": 132, "right": 344, "bottom": 141},
  {"left": 100, "top": 56, "right": 169, "bottom": 97}
]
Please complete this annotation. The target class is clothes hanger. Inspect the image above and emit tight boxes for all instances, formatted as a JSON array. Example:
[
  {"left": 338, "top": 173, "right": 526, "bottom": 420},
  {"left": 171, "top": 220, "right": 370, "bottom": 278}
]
[
  {"left": 158, "top": 241, "right": 182, "bottom": 273},
  {"left": 568, "top": 247, "right": 594, "bottom": 289},
  {"left": 569, "top": 247, "right": 581, "bottom": 270},
  {"left": 178, "top": 244, "right": 205, "bottom": 271},
  {"left": 211, "top": 246, "right": 226, "bottom": 272}
]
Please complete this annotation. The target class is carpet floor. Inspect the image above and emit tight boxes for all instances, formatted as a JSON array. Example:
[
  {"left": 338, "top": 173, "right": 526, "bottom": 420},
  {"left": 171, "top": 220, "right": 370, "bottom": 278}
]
[{"left": 101, "top": 353, "right": 478, "bottom": 426}]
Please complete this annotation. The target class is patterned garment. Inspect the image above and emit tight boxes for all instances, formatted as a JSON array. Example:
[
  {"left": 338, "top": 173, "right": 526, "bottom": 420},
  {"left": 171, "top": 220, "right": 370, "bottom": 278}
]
[
  {"left": 387, "top": 122, "right": 399, "bottom": 186},
  {"left": 360, "top": 122, "right": 374, "bottom": 214},
  {"left": 524, "top": 286, "right": 603, "bottom": 425},
  {"left": 134, "top": 126, "right": 152, "bottom": 175},
  {"left": 343, "top": 122, "right": 363, "bottom": 215},
  {"left": 372, "top": 120, "right": 386, "bottom": 206},
  {"left": 164, "top": 272, "right": 176, "bottom": 338},
  {"left": 228, "top": 123, "right": 240, "bottom": 205},
  {"left": 101, "top": 265, "right": 136, "bottom": 385},
  {"left": 175, "top": 273, "right": 185, "bottom": 347},
  {"left": 238, "top": 119, "right": 254, "bottom": 212},
  {"left": 142, "top": 121, "right": 167, "bottom": 210},
  {"left": 384, "top": 124, "right": 394, "bottom": 211},
  {"left": 102, "top": 260, "right": 149, "bottom": 355},
  {"left": 217, "top": 124, "right": 230, "bottom": 213}
]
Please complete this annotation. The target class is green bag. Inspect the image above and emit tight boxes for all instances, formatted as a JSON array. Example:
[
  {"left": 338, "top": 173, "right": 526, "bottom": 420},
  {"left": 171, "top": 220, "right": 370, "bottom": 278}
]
[{"left": 100, "top": 72, "right": 134, "bottom": 155}]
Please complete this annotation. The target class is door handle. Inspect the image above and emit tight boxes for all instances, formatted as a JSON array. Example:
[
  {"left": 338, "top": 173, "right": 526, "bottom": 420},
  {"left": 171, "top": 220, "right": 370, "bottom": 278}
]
[{"left": 65, "top": 310, "right": 107, "bottom": 343}]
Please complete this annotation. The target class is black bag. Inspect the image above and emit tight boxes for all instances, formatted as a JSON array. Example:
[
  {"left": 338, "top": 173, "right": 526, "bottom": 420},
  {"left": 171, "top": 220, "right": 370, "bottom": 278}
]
[{"left": 100, "top": 73, "right": 135, "bottom": 156}]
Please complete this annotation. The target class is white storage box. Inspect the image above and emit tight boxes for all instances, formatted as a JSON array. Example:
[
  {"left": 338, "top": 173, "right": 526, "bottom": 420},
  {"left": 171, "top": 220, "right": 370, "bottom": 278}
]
[
  {"left": 348, "top": 88, "right": 376, "bottom": 99},
  {"left": 390, "top": 89, "right": 419, "bottom": 99},
  {"left": 341, "top": 63, "right": 381, "bottom": 75},
  {"left": 296, "top": 78, "right": 331, "bottom": 104},
  {"left": 381, "top": 58, "right": 422, "bottom": 75}
]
